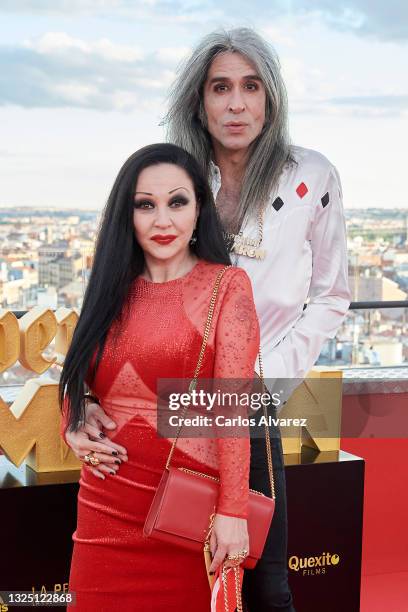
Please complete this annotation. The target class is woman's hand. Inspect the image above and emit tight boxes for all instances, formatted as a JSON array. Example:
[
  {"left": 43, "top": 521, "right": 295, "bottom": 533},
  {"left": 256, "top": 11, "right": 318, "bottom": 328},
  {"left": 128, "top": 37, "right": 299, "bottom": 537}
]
[
  {"left": 65, "top": 401, "right": 128, "bottom": 480},
  {"left": 208, "top": 514, "right": 249, "bottom": 574}
]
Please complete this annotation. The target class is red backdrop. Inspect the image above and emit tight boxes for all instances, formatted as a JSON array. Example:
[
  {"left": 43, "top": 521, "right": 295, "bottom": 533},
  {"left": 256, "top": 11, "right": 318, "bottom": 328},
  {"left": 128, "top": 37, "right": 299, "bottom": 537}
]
[{"left": 341, "top": 392, "right": 408, "bottom": 611}]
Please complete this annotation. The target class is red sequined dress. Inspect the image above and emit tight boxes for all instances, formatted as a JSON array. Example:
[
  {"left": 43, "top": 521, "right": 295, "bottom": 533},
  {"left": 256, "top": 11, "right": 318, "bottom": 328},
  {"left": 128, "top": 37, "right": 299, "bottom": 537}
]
[{"left": 61, "top": 259, "right": 260, "bottom": 611}]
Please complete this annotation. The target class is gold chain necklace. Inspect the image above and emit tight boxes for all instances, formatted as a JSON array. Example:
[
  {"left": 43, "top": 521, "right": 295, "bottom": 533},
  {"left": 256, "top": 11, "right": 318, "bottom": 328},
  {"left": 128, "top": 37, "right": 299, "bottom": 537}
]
[{"left": 222, "top": 207, "right": 266, "bottom": 260}]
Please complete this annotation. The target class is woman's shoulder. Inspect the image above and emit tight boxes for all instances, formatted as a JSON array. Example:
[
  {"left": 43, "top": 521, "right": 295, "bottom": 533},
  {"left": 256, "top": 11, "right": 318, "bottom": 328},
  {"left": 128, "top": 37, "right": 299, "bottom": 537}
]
[
  {"left": 185, "top": 261, "right": 257, "bottom": 336},
  {"left": 195, "top": 260, "right": 252, "bottom": 286},
  {"left": 193, "top": 262, "right": 254, "bottom": 303}
]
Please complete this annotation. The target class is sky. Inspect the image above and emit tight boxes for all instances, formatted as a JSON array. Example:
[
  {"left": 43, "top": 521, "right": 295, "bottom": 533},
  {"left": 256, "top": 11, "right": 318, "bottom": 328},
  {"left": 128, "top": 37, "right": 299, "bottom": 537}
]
[{"left": 0, "top": 0, "right": 407, "bottom": 210}]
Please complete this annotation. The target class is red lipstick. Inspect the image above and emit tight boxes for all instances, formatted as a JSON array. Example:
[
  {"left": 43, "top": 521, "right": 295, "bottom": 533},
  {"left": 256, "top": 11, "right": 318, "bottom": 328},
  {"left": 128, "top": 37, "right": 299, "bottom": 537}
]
[{"left": 150, "top": 234, "right": 177, "bottom": 245}]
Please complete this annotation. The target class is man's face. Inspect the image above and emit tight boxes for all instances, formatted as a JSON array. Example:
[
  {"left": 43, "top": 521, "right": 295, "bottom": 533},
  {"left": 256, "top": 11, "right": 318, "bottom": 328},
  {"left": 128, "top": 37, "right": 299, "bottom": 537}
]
[{"left": 203, "top": 51, "right": 266, "bottom": 155}]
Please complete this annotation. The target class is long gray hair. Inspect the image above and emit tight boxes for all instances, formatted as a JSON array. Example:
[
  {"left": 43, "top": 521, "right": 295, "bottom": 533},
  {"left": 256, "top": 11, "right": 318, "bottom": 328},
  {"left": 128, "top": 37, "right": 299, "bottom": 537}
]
[{"left": 162, "top": 27, "right": 294, "bottom": 227}]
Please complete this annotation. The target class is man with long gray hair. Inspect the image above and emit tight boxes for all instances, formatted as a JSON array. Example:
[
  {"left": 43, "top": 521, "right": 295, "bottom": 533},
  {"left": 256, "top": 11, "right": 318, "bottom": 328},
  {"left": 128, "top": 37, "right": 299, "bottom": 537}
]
[
  {"left": 162, "top": 27, "right": 350, "bottom": 610},
  {"left": 65, "top": 27, "right": 350, "bottom": 612}
]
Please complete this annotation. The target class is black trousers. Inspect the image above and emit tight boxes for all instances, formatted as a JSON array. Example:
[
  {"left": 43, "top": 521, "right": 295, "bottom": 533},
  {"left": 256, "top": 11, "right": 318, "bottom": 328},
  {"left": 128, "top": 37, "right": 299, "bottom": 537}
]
[{"left": 243, "top": 407, "right": 296, "bottom": 612}]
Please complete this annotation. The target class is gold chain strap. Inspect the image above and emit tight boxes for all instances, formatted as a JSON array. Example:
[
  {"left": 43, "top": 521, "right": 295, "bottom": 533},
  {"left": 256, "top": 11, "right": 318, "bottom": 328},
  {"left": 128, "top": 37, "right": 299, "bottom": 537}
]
[
  {"left": 219, "top": 351, "right": 274, "bottom": 612},
  {"left": 222, "top": 565, "right": 243, "bottom": 612},
  {"left": 178, "top": 467, "right": 265, "bottom": 496},
  {"left": 165, "top": 265, "right": 275, "bottom": 503},
  {"left": 165, "top": 265, "right": 231, "bottom": 470},
  {"left": 258, "top": 351, "right": 276, "bottom": 500},
  {"left": 161, "top": 264, "right": 276, "bottom": 611}
]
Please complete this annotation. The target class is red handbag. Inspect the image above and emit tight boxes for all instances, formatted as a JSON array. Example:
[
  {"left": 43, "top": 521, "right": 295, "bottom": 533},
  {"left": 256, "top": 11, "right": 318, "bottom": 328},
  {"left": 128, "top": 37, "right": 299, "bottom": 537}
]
[{"left": 143, "top": 266, "right": 275, "bottom": 570}]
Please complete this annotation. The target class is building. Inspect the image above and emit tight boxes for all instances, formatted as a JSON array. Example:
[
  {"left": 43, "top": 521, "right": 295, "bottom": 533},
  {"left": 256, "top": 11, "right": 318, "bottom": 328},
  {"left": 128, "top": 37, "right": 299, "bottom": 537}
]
[{"left": 38, "top": 242, "right": 82, "bottom": 289}]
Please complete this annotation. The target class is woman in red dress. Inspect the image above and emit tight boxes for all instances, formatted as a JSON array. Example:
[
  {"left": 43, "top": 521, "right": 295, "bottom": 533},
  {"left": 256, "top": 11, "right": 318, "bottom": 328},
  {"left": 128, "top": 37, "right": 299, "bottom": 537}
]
[{"left": 60, "top": 143, "right": 260, "bottom": 611}]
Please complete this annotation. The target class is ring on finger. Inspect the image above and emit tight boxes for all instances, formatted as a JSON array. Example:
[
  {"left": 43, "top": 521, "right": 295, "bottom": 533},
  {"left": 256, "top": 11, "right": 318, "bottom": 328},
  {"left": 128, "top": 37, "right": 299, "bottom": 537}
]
[
  {"left": 84, "top": 451, "right": 100, "bottom": 466},
  {"left": 225, "top": 549, "right": 248, "bottom": 566}
]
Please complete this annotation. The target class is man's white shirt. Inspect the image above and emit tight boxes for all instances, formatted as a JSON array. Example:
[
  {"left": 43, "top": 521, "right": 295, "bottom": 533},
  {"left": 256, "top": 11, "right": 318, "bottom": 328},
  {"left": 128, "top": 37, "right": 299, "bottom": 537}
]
[{"left": 210, "top": 145, "right": 351, "bottom": 385}]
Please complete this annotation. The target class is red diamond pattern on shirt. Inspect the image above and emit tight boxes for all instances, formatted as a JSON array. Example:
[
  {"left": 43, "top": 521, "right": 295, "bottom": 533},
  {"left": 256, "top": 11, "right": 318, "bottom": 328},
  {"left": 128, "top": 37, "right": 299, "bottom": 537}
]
[{"left": 296, "top": 182, "right": 308, "bottom": 198}]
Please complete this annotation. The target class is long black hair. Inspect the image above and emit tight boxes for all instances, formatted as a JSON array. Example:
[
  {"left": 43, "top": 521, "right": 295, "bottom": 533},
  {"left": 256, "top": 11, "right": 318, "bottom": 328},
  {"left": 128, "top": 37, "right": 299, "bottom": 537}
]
[{"left": 59, "top": 143, "right": 231, "bottom": 433}]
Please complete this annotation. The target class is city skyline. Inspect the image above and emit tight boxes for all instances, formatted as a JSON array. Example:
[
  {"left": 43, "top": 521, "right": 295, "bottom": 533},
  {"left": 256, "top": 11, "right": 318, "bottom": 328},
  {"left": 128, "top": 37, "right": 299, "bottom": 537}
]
[
  {"left": 1, "top": 1, "right": 407, "bottom": 210},
  {"left": 1, "top": 203, "right": 407, "bottom": 370}
]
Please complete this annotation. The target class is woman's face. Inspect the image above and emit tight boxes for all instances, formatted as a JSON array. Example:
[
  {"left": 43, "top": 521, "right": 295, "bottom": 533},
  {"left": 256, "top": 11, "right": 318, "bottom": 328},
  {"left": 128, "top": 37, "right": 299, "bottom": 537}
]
[{"left": 133, "top": 163, "right": 199, "bottom": 263}]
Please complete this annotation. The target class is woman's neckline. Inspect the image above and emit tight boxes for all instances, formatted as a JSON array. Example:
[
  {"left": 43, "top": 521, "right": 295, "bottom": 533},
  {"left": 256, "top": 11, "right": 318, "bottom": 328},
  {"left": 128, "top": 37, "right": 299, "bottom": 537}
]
[{"left": 136, "top": 259, "right": 203, "bottom": 286}]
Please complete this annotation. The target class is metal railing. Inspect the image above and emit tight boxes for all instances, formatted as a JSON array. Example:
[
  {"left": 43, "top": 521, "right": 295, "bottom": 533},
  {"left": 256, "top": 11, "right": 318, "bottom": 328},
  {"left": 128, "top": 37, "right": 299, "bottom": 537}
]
[
  {"left": 8, "top": 300, "right": 408, "bottom": 318},
  {"left": 349, "top": 300, "right": 408, "bottom": 310}
]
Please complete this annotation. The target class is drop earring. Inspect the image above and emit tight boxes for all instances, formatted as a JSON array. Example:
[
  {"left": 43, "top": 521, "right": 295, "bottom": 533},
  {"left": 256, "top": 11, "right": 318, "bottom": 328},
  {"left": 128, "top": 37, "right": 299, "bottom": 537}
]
[{"left": 189, "top": 228, "right": 197, "bottom": 246}]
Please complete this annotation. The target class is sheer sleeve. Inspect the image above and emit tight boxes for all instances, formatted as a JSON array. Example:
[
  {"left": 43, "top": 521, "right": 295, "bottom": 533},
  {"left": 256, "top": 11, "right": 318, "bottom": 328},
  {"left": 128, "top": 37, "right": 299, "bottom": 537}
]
[{"left": 213, "top": 268, "right": 260, "bottom": 519}]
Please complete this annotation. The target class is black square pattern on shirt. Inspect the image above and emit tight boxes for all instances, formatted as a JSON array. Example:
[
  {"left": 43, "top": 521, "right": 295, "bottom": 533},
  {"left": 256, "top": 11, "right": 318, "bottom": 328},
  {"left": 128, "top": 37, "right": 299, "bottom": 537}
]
[
  {"left": 321, "top": 192, "right": 330, "bottom": 208},
  {"left": 272, "top": 197, "right": 284, "bottom": 211}
]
